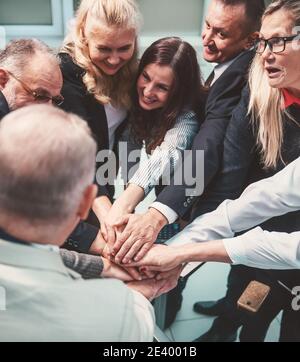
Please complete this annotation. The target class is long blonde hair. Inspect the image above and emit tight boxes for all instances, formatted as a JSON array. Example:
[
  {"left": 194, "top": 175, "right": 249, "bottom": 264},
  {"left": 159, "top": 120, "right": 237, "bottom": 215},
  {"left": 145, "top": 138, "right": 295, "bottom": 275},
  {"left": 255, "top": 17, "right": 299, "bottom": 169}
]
[
  {"left": 61, "top": 0, "right": 142, "bottom": 109},
  {"left": 248, "top": 0, "right": 300, "bottom": 168}
]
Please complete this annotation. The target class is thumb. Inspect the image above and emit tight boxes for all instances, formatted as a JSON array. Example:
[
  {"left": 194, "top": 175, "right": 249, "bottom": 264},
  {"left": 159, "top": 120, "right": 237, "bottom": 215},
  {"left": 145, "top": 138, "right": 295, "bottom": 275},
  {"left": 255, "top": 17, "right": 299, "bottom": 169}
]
[{"left": 113, "top": 214, "right": 130, "bottom": 227}]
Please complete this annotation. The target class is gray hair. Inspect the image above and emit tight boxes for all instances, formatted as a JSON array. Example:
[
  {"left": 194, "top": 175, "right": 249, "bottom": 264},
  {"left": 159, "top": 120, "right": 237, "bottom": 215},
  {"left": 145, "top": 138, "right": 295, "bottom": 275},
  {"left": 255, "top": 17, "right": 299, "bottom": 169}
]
[
  {"left": 0, "top": 105, "right": 97, "bottom": 222},
  {"left": 0, "top": 38, "right": 59, "bottom": 78}
]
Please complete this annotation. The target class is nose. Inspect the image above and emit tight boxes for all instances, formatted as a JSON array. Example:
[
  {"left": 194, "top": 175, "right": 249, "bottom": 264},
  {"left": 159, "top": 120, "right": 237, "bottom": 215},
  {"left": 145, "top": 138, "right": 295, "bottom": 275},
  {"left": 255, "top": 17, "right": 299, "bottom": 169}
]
[
  {"left": 107, "top": 53, "right": 120, "bottom": 65},
  {"left": 202, "top": 28, "right": 214, "bottom": 46},
  {"left": 143, "top": 84, "right": 154, "bottom": 97},
  {"left": 261, "top": 45, "right": 275, "bottom": 62}
]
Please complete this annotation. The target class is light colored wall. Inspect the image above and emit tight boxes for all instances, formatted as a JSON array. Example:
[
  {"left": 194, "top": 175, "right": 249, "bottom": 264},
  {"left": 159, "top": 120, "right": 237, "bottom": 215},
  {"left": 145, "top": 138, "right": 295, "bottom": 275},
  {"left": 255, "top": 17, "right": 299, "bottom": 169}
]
[{"left": 0, "top": 0, "right": 213, "bottom": 76}]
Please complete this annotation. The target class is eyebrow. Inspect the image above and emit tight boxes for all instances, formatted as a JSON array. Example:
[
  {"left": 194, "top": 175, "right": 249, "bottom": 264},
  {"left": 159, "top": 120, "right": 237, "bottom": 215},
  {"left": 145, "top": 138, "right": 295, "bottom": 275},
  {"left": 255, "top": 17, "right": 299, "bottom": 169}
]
[
  {"left": 97, "top": 44, "right": 132, "bottom": 50},
  {"left": 205, "top": 20, "right": 229, "bottom": 34},
  {"left": 143, "top": 71, "right": 171, "bottom": 88},
  {"left": 260, "top": 32, "right": 288, "bottom": 38},
  {"left": 34, "top": 87, "right": 51, "bottom": 96}
]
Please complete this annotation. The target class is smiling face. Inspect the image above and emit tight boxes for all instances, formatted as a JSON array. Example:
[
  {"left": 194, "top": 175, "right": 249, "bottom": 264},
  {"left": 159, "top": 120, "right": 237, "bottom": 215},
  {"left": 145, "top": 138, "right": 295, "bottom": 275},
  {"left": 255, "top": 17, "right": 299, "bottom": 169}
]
[
  {"left": 260, "top": 9, "right": 300, "bottom": 95},
  {"left": 137, "top": 63, "right": 174, "bottom": 111},
  {"left": 1, "top": 54, "right": 62, "bottom": 111},
  {"left": 202, "top": 0, "right": 253, "bottom": 63},
  {"left": 85, "top": 19, "right": 136, "bottom": 76}
]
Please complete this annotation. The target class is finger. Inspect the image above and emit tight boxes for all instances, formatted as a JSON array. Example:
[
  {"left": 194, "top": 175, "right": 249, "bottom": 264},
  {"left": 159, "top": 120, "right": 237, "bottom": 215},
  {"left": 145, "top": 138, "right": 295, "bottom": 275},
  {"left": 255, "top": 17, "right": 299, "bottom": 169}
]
[
  {"left": 156, "top": 265, "right": 182, "bottom": 281},
  {"left": 117, "top": 217, "right": 138, "bottom": 245},
  {"left": 106, "top": 226, "right": 116, "bottom": 253},
  {"left": 113, "top": 214, "right": 131, "bottom": 227},
  {"left": 140, "top": 265, "right": 171, "bottom": 272},
  {"left": 140, "top": 268, "right": 157, "bottom": 279},
  {"left": 121, "top": 240, "right": 145, "bottom": 264},
  {"left": 125, "top": 267, "right": 142, "bottom": 281},
  {"left": 114, "top": 236, "right": 137, "bottom": 264},
  {"left": 133, "top": 242, "right": 153, "bottom": 262},
  {"left": 101, "top": 224, "right": 108, "bottom": 243},
  {"left": 114, "top": 226, "right": 131, "bottom": 253}
]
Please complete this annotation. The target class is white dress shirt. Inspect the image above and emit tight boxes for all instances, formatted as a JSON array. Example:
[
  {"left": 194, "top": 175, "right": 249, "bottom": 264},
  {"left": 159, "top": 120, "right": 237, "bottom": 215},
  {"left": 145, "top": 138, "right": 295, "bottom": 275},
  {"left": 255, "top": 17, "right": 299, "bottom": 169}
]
[
  {"left": 167, "top": 157, "right": 300, "bottom": 269},
  {"left": 104, "top": 103, "right": 126, "bottom": 150}
]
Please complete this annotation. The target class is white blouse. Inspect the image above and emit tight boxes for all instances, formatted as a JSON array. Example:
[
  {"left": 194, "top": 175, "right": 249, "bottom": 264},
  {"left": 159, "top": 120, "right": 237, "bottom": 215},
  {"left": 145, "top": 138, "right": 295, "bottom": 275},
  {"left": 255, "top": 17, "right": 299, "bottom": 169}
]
[{"left": 104, "top": 103, "right": 127, "bottom": 150}]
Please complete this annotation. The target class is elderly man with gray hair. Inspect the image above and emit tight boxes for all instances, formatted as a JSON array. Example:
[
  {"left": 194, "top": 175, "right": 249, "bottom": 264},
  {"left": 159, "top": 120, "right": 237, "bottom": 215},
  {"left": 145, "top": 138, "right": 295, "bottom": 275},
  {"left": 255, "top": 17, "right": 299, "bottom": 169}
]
[
  {"left": 0, "top": 104, "right": 173, "bottom": 342},
  {"left": 0, "top": 38, "right": 124, "bottom": 279},
  {"left": 0, "top": 38, "right": 63, "bottom": 115}
]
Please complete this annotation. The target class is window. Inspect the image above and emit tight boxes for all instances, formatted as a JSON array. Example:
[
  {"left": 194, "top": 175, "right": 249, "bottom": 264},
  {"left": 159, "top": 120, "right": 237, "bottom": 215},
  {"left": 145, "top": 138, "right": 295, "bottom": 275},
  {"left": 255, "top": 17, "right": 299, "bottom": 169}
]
[
  {"left": 0, "top": 0, "right": 52, "bottom": 26},
  {"left": 0, "top": 0, "right": 63, "bottom": 39},
  {"left": 138, "top": 0, "right": 207, "bottom": 52}
]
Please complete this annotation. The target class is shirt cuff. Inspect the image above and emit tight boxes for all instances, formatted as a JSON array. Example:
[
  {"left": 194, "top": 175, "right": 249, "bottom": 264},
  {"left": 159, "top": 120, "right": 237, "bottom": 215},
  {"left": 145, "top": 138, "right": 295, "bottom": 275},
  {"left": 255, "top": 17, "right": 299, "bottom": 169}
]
[
  {"left": 222, "top": 229, "right": 261, "bottom": 266},
  {"left": 150, "top": 202, "right": 178, "bottom": 224}
]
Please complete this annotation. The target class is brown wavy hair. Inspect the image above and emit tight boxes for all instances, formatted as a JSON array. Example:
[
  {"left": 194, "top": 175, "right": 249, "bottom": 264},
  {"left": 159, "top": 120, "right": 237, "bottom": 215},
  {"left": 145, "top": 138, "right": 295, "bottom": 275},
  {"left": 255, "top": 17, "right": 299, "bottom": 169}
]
[{"left": 130, "top": 37, "right": 206, "bottom": 153}]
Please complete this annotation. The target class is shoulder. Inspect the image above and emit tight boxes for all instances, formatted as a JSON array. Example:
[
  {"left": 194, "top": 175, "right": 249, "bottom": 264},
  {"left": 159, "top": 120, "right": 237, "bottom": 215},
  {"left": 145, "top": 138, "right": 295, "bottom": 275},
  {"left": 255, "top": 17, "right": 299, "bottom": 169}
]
[
  {"left": 174, "top": 110, "right": 200, "bottom": 127},
  {"left": 212, "top": 50, "right": 255, "bottom": 91},
  {"left": 59, "top": 52, "right": 85, "bottom": 84},
  {"left": 59, "top": 278, "right": 135, "bottom": 318}
]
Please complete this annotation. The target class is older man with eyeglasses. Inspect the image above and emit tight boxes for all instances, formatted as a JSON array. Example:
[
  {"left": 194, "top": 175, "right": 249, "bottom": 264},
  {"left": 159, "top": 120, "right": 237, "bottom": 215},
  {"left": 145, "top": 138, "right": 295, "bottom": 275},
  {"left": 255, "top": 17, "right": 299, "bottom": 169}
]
[{"left": 0, "top": 38, "right": 63, "bottom": 116}]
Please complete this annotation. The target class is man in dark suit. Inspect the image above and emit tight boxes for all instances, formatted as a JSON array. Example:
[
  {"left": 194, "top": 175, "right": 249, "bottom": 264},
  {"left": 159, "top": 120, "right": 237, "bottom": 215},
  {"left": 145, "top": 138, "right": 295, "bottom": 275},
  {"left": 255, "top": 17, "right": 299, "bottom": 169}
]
[{"left": 109, "top": 0, "right": 266, "bottom": 265}]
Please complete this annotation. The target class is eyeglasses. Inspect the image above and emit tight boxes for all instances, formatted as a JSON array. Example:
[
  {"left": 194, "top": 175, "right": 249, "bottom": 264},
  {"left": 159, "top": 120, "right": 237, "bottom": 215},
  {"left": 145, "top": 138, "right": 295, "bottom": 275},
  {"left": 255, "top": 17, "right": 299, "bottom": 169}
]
[
  {"left": 255, "top": 35, "right": 298, "bottom": 55},
  {"left": 7, "top": 71, "right": 64, "bottom": 106}
]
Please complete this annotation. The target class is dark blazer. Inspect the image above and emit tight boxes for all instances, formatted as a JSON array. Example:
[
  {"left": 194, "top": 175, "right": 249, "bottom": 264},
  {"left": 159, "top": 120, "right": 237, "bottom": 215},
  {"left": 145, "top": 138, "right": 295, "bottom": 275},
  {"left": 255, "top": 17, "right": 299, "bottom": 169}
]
[
  {"left": 156, "top": 50, "right": 255, "bottom": 217},
  {"left": 200, "top": 89, "right": 300, "bottom": 337},
  {"left": 0, "top": 91, "right": 10, "bottom": 120},
  {"left": 59, "top": 53, "right": 127, "bottom": 200},
  {"left": 195, "top": 86, "right": 300, "bottom": 231}
]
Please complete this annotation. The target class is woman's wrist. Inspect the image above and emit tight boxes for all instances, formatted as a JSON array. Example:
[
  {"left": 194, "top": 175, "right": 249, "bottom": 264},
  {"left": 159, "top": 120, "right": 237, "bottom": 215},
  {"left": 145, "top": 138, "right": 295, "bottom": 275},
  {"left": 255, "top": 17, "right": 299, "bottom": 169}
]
[{"left": 93, "top": 196, "right": 112, "bottom": 220}]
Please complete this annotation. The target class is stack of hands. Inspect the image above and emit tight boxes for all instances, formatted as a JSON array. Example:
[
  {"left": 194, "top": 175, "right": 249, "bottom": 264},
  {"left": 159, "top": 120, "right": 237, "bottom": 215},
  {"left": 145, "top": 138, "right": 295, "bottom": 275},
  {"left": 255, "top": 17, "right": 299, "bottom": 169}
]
[{"left": 88, "top": 196, "right": 184, "bottom": 301}]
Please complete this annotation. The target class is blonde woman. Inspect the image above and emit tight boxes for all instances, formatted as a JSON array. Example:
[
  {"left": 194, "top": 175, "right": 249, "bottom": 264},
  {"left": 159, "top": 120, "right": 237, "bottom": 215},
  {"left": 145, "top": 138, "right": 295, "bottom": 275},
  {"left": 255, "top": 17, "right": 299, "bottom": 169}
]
[
  {"left": 59, "top": 0, "right": 141, "bottom": 250},
  {"left": 60, "top": 0, "right": 140, "bottom": 195},
  {"left": 191, "top": 0, "right": 300, "bottom": 342}
]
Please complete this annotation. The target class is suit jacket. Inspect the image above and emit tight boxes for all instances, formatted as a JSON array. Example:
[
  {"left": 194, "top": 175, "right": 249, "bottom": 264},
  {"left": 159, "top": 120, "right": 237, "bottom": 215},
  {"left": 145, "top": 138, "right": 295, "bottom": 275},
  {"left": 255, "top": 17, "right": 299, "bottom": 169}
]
[
  {"left": 156, "top": 50, "right": 255, "bottom": 217},
  {"left": 0, "top": 238, "right": 154, "bottom": 342},
  {"left": 59, "top": 53, "right": 127, "bottom": 200},
  {"left": 0, "top": 91, "right": 10, "bottom": 120},
  {"left": 196, "top": 87, "right": 300, "bottom": 232}
]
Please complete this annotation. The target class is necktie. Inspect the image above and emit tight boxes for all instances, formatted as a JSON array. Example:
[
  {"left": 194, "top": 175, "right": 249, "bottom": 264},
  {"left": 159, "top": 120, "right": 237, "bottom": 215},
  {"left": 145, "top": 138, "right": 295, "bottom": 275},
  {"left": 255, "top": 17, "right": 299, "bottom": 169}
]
[{"left": 205, "top": 71, "right": 215, "bottom": 87}]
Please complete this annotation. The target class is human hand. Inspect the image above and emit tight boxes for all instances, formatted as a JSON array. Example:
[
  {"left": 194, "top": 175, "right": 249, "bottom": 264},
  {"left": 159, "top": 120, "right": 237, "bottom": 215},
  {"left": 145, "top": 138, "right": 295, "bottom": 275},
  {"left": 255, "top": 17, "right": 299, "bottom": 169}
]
[
  {"left": 123, "top": 244, "right": 183, "bottom": 273},
  {"left": 92, "top": 196, "right": 118, "bottom": 250},
  {"left": 101, "top": 257, "right": 142, "bottom": 282},
  {"left": 126, "top": 273, "right": 179, "bottom": 301},
  {"left": 89, "top": 229, "right": 107, "bottom": 255},
  {"left": 111, "top": 208, "right": 168, "bottom": 264}
]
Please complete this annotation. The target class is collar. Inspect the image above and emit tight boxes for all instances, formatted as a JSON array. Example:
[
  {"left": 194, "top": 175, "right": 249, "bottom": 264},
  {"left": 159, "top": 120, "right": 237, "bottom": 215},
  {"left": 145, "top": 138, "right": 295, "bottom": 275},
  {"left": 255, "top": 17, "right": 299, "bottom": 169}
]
[
  {"left": 211, "top": 50, "right": 249, "bottom": 86},
  {"left": 0, "top": 91, "right": 10, "bottom": 120},
  {"left": 0, "top": 228, "right": 59, "bottom": 253},
  {"left": 282, "top": 89, "right": 300, "bottom": 109},
  {"left": 0, "top": 231, "right": 73, "bottom": 278}
]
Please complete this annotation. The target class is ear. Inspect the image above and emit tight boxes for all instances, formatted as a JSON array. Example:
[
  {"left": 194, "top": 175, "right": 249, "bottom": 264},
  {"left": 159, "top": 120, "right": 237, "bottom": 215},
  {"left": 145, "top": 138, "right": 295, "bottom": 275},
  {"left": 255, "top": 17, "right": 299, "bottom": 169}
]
[
  {"left": 77, "top": 184, "right": 98, "bottom": 220},
  {"left": 0, "top": 68, "right": 9, "bottom": 89},
  {"left": 243, "top": 31, "right": 260, "bottom": 50}
]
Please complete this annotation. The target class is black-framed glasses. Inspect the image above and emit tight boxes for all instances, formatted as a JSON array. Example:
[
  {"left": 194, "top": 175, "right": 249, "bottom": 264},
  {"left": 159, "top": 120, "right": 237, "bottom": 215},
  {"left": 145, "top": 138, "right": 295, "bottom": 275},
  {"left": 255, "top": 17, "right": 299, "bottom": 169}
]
[
  {"left": 7, "top": 71, "right": 64, "bottom": 106},
  {"left": 255, "top": 35, "right": 298, "bottom": 55}
]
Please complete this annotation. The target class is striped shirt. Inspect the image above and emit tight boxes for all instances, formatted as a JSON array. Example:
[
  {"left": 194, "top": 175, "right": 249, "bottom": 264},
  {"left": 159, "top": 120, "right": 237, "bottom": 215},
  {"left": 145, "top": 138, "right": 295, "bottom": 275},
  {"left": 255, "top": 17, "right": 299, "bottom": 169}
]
[{"left": 129, "top": 110, "right": 199, "bottom": 196}]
